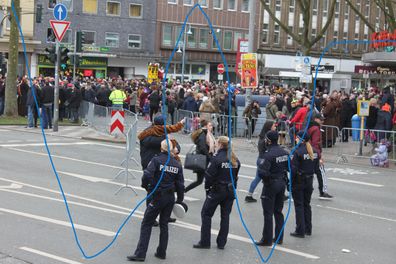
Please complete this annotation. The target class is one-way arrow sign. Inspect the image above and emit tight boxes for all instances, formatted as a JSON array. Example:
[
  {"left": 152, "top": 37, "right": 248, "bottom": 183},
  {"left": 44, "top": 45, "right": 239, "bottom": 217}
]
[
  {"left": 50, "top": 20, "right": 70, "bottom": 42},
  {"left": 53, "top": 3, "right": 67, "bottom": 21}
]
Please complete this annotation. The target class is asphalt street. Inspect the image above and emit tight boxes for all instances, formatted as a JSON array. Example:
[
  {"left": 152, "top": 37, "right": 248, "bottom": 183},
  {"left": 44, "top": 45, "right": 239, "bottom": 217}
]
[{"left": 0, "top": 125, "right": 395, "bottom": 264}]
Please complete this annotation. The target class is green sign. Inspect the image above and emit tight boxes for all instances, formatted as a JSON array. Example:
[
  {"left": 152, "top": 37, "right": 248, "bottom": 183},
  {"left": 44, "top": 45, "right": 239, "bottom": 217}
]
[
  {"left": 78, "top": 57, "right": 107, "bottom": 67},
  {"left": 100, "top": 47, "right": 109, "bottom": 52}
]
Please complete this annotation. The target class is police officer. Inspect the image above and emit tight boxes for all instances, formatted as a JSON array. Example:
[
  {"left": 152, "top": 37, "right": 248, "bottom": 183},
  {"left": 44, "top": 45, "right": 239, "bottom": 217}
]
[
  {"left": 290, "top": 131, "right": 320, "bottom": 238},
  {"left": 127, "top": 140, "right": 184, "bottom": 262},
  {"left": 255, "top": 131, "right": 289, "bottom": 246},
  {"left": 193, "top": 136, "right": 241, "bottom": 250}
]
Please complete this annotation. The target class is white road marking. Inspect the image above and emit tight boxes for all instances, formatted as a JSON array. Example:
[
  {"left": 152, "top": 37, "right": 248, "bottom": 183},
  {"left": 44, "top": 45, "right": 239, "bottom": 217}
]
[
  {"left": 20, "top": 247, "right": 83, "bottom": 264},
  {"left": 0, "top": 142, "right": 92, "bottom": 147},
  {"left": 0, "top": 183, "right": 23, "bottom": 189},
  {"left": 239, "top": 174, "right": 255, "bottom": 180},
  {"left": 0, "top": 129, "right": 11, "bottom": 132},
  {"left": 316, "top": 205, "right": 396, "bottom": 223},
  {"left": 58, "top": 171, "right": 199, "bottom": 201},
  {"left": 0, "top": 185, "right": 319, "bottom": 260},
  {"left": 328, "top": 177, "right": 383, "bottom": 187},
  {"left": 0, "top": 207, "right": 116, "bottom": 237}
]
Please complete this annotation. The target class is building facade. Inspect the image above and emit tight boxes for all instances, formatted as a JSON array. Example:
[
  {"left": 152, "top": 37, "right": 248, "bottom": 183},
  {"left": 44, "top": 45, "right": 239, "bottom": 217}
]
[
  {"left": 156, "top": 0, "right": 261, "bottom": 82},
  {"left": 258, "top": 0, "right": 388, "bottom": 91},
  {"left": 0, "top": 0, "right": 40, "bottom": 76},
  {"left": 33, "top": 0, "right": 157, "bottom": 78}
]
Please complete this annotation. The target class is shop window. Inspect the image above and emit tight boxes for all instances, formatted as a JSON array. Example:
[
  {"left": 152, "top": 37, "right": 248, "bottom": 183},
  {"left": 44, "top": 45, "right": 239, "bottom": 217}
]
[
  {"left": 130, "top": 4, "right": 142, "bottom": 18},
  {"left": 82, "top": 31, "right": 96, "bottom": 45},
  {"left": 192, "top": 64, "right": 206, "bottom": 75},
  {"left": 128, "top": 34, "right": 141, "bottom": 49},
  {"left": 198, "top": 0, "right": 208, "bottom": 7},
  {"left": 83, "top": 0, "right": 97, "bottom": 14},
  {"left": 107, "top": 1, "right": 120, "bottom": 16},
  {"left": 199, "top": 28, "right": 209, "bottom": 49},
  {"left": 187, "top": 27, "right": 197, "bottom": 48},
  {"left": 242, "top": 0, "right": 249, "bottom": 12},
  {"left": 228, "top": 0, "right": 236, "bottom": 11},
  {"left": 223, "top": 31, "right": 232, "bottom": 50},
  {"left": 162, "top": 24, "right": 173, "bottom": 46},
  {"left": 105, "top": 32, "right": 119, "bottom": 48},
  {"left": 213, "top": 0, "right": 223, "bottom": 9}
]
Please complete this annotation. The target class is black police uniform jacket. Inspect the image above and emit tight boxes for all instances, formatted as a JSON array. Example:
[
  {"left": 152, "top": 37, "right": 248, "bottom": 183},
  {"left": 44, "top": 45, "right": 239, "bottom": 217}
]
[
  {"left": 291, "top": 144, "right": 320, "bottom": 178},
  {"left": 257, "top": 144, "right": 289, "bottom": 185},
  {"left": 204, "top": 149, "right": 241, "bottom": 191},
  {"left": 142, "top": 152, "right": 184, "bottom": 203}
]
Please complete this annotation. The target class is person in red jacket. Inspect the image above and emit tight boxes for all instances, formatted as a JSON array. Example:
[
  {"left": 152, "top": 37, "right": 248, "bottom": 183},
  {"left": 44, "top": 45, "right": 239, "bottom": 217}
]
[
  {"left": 287, "top": 98, "right": 310, "bottom": 145},
  {"left": 307, "top": 113, "right": 333, "bottom": 199}
]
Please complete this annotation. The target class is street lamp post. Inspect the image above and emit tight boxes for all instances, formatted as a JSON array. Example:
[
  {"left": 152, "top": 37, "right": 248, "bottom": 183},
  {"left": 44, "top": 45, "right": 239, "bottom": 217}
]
[{"left": 178, "top": 25, "right": 192, "bottom": 83}]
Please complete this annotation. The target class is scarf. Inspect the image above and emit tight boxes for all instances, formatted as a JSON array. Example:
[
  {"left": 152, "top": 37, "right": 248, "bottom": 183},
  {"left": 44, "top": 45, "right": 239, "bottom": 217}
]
[{"left": 138, "top": 122, "right": 183, "bottom": 141}]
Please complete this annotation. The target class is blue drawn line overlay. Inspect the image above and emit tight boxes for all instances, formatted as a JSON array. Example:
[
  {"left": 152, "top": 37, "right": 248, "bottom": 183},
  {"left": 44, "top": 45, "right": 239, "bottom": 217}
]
[{"left": 11, "top": 0, "right": 392, "bottom": 262}]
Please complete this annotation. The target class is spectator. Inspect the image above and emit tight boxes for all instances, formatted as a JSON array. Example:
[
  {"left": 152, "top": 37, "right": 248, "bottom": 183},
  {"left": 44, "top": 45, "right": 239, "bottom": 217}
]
[
  {"left": 40, "top": 79, "right": 54, "bottom": 129},
  {"left": 182, "top": 91, "right": 198, "bottom": 112},
  {"left": 374, "top": 103, "right": 392, "bottom": 141},
  {"left": 366, "top": 98, "right": 378, "bottom": 130},
  {"left": 243, "top": 100, "right": 261, "bottom": 137},
  {"left": 0, "top": 77, "right": 5, "bottom": 115},
  {"left": 148, "top": 87, "right": 161, "bottom": 122},
  {"left": 67, "top": 83, "right": 83, "bottom": 123},
  {"left": 266, "top": 95, "right": 278, "bottom": 120}
]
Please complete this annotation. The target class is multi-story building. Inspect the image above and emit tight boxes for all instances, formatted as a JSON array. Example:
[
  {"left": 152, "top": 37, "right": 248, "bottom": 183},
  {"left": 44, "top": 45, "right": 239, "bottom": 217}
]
[
  {"left": 0, "top": 0, "right": 40, "bottom": 76},
  {"left": 33, "top": 0, "right": 157, "bottom": 78},
  {"left": 156, "top": 0, "right": 261, "bottom": 82},
  {"left": 258, "top": 0, "right": 388, "bottom": 91}
]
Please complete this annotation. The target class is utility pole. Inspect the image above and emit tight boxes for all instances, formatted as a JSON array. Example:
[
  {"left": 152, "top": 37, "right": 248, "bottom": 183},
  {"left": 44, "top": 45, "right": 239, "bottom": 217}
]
[
  {"left": 53, "top": 40, "right": 60, "bottom": 132},
  {"left": 246, "top": 0, "right": 256, "bottom": 107},
  {"left": 4, "top": 0, "right": 20, "bottom": 117},
  {"left": 181, "top": 27, "right": 187, "bottom": 84}
]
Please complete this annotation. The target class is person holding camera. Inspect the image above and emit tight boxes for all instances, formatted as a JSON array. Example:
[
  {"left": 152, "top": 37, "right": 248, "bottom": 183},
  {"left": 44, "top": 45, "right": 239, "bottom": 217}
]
[{"left": 243, "top": 100, "right": 261, "bottom": 138}]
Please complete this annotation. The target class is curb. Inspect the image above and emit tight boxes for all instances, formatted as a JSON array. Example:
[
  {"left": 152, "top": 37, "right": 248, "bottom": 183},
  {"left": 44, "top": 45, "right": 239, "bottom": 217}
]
[{"left": 81, "top": 136, "right": 126, "bottom": 144}]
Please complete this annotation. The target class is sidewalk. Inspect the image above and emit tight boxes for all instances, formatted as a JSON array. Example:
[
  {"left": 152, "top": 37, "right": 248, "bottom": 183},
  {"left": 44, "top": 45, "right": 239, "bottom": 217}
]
[{"left": 0, "top": 253, "right": 30, "bottom": 264}]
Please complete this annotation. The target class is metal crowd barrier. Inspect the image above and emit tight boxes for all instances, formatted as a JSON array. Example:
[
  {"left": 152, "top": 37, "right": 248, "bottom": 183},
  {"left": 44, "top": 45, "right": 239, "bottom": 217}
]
[{"left": 337, "top": 128, "right": 396, "bottom": 163}]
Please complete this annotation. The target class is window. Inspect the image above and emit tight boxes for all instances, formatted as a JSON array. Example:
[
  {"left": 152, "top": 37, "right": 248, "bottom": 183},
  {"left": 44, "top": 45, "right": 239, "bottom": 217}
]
[
  {"left": 198, "top": 0, "right": 208, "bottom": 7},
  {"left": 287, "top": 26, "right": 293, "bottom": 45},
  {"left": 242, "top": 0, "right": 249, "bottom": 12},
  {"left": 275, "top": 0, "right": 281, "bottom": 11},
  {"left": 82, "top": 31, "right": 96, "bottom": 45},
  {"left": 183, "top": 0, "right": 192, "bottom": 5},
  {"left": 107, "top": 1, "right": 120, "bottom": 16},
  {"left": 332, "top": 37, "right": 338, "bottom": 49},
  {"left": 46, "top": 28, "right": 56, "bottom": 43},
  {"left": 311, "top": 28, "right": 316, "bottom": 37},
  {"left": 212, "top": 30, "right": 222, "bottom": 49},
  {"left": 49, "top": 0, "right": 73, "bottom": 10},
  {"left": 105, "top": 32, "right": 119, "bottom": 48},
  {"left": 83, "top": 0, "right": 97, "bottom": 14},
  {"left": 323, "top": 0, "right": 328, "bottom": 16},
  {"left": 162, "top": 24, "right": 173, "bottom": 46},
  {"left": 187, "top": 27, "right": 197, "bottom": 48},
  {"left": 364, "top": 3, "right": 370, "bottom": 18},
  {"left": 199, "top": 28, "right": 209, "bottom": 48},
  {"left": 274, "top": 25, "right": 280, "bottom": 44},
  {"left": 175, "top": 26, "right": 182, "bottom": 44},
  {"left": 335, "top": 0, "right": 339, "bottom": 18},
  {"left": 130, "top": 4, "right": 142, "bottom": 18},
  {"left": 312, "top": 0, "right": 318, "bottom": 15},
  {"left": 213, "top": 0, "right": 223, "bottom": 9},
  {"left": 49, "top": 0, "right": 56, "bottom": 8},
  {"left": 289, "top": 0, "right": 295, "bottom": 12},
  {"left": 234, "top": 32, "right": 243, "bottom": 50},
  {"left": 262, "top": 25, "right": 268, "bottom": 44},
  {"left": 223, "top": 31, "right": 232, "bottom": 50},
  {"left": 192, "top": 64, "right": 206, "bottom": 75},
  {"left": 168, "top": 0, "right": 177, "bottom": 4},
  {"left": 128, "top": 35, "right": 141, "bottom": 49},
  {"left": 228, "top": 0, "right": 236, "bottom": 10}
]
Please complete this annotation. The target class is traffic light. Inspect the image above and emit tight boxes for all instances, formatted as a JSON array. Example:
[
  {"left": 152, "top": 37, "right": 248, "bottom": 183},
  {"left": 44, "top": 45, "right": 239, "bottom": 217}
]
[
  {"left": 45, "top": 46, "right": 57, "bottom": 64},
  {"left": 76, "top": 31, "right": 86, "bottom": 52},
  {"left": 60, "top": 48, "right": 69, "bottom": 70},
  {"left": 36, "top": 4, "right": 43, "bottom": 23},
  {"left": 70, "top": 54, "right": 80, "bottom": 66}
]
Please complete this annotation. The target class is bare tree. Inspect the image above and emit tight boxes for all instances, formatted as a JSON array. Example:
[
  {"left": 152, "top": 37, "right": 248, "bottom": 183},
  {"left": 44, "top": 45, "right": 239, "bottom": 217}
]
[
  {"left": 4, "top": 0, "right": 20, "bottom": 117},
  {"left": 260, "top": 0, "right": 337, "bottom": 56},
  {"left": 346, "top": 0, "right": 396, "bottom": 32}
]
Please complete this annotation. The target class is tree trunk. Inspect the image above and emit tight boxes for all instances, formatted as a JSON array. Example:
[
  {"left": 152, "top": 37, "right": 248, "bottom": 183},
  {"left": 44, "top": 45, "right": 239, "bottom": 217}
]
[{"left": 4, "top": 0, "right": 20, "bottom": 117}]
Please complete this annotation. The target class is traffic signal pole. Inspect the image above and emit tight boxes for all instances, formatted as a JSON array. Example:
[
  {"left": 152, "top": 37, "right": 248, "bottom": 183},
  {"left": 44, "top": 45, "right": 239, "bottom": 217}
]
[
  {"left": 73, "top": 31, "right": 76, "bottom": 81},
  {"left": 53, "top": 40, "right": 60, "bottom": 132}
]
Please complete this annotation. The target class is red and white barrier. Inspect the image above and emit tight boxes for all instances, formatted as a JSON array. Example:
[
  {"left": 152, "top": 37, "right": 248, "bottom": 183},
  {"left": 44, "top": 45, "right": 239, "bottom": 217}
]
[{"left": 110, "top": 110, "right": 125, "bottom": 135}]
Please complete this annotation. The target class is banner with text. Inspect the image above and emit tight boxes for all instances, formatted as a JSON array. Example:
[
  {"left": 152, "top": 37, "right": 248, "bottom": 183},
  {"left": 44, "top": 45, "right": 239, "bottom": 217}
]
[{"left": 241, "top": 53, "right": 258, "bottom": 89}]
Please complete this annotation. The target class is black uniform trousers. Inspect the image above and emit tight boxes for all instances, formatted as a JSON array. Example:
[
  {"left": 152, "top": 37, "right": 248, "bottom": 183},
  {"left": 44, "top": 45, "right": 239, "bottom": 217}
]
[
  {"left": 292, "top": 175, "right": 314, "bottom": 235},
  {"left": 199, "top": 187, "right": 234, "bottom": 247},
  {"left": 133, "top": 192, "right": 175, "bottom": 258},
  {"left": 260, "top": 179, "right": 286, "bottom": 243}
]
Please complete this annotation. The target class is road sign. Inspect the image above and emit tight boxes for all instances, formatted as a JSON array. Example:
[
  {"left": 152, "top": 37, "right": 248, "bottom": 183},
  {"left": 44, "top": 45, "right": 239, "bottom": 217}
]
[
  {"left": 50, "top": 20, "right": 71, "bottom": 42},
  {"left": 110, "top": 110, "right": 125, "bottom": 135},
  {"left": 217, "top": 64, "right": 225, "bottom": 74},
  {"left": 303, "top": 56, "right": 311, "bottom": 65},
  {"left": 218, "top": 74, "right": 223, "bottom": 81},
  {"left": 53, "top": 3, "right": 67, "bottom": 21}
]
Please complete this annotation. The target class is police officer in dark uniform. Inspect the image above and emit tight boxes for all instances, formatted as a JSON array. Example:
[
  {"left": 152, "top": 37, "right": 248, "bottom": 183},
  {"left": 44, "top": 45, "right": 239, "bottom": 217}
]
[
  {"left": 127, "top": 140, "right": 185, "bottom": 262},
  {"left": 193, "top": 136, "right": 241, "bottom": 250},
  {"left": 290, "top": 131, "right": 320, "bottom": 238},
  {"left": 255, "top": 131, "right": 289, "bottom": 246}
]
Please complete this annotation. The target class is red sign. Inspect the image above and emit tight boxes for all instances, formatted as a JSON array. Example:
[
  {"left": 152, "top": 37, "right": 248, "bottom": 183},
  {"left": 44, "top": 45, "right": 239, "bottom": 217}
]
[
  {"left": 110, "top": 110, "right": 125, "bottom": 135},
  {"left": 236, "top": 39, "right": 249, "bottom": 77},
  {"left": 49, "top": 20, "right": 71, "bottom": 42},
  {"left": 217, "top": 64, "right": 225, "bottom": 74},
  {"left": 370, "top": 30, "right": 396, "bottom": 48}
]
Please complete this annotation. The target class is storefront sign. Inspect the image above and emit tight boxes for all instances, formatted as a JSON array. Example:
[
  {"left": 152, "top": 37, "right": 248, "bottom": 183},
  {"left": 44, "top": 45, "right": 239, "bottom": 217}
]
[
  {"left": 354, "top": 65, "right": 396, "bottom": 75},
  {"left": 311, "top": 64, "right": 335, "bottom": 73},
  {"left": 78, "top": 57, "right": 107, "bottom": 67},
  {"left": 241, "top": 53, "right": 258, "bottom": 88},
  {"left": 370, "top": 30, "right": 396, "bottom": 48},
  {"left": 38, "top": 55, "right": 54, "bottom": 66}
]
